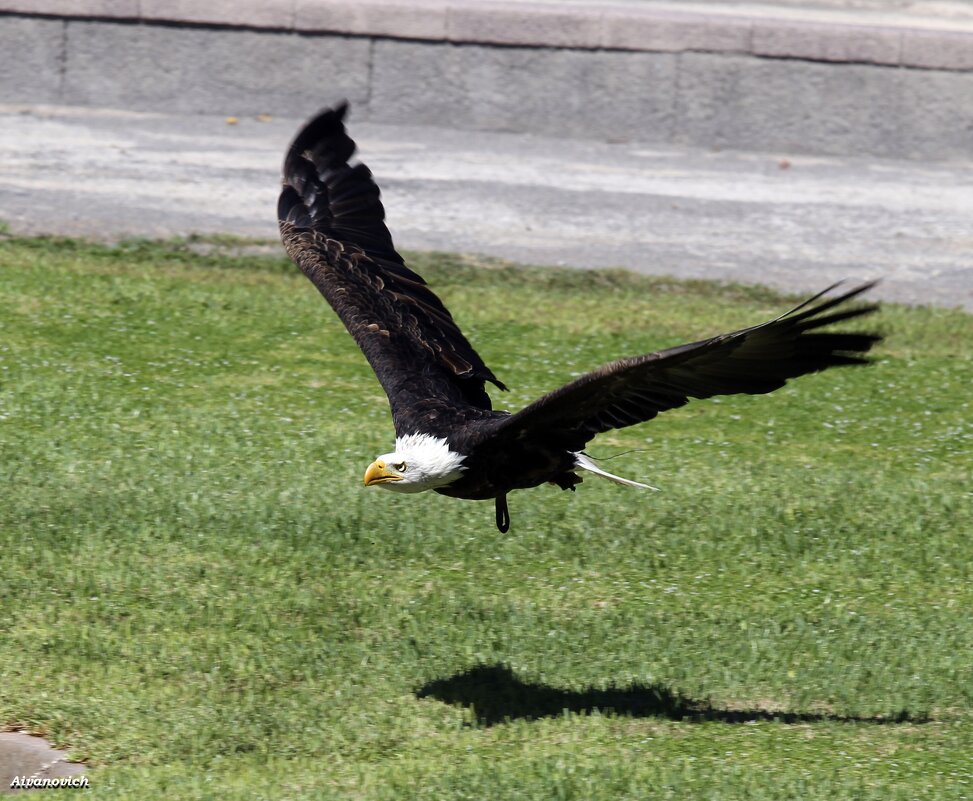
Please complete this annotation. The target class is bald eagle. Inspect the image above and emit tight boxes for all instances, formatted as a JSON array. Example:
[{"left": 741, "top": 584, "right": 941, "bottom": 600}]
[{"left": 278, "top": 104, "right": 881, "bottom": 532}]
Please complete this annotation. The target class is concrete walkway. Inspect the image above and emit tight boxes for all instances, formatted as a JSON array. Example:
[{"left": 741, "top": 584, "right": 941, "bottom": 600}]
[
  {"left": 1, "top": 104, "right": 970, "bottom": 310},
  {"left": 0, "top": 732, "right": 85, "bottom": 794},
  {"left": 3, "top": 0, "right": 972, "bottom": 160}
]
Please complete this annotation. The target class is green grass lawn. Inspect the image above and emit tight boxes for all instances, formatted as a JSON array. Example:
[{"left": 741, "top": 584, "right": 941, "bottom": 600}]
[{"left": 1, "top": 235, "right": 971, "bottom": 799}]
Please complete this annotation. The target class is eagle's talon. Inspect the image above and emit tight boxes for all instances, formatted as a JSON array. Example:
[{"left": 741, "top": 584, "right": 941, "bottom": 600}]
[{"left": 495, "top": 495, "right": 510, "bottom": 533}]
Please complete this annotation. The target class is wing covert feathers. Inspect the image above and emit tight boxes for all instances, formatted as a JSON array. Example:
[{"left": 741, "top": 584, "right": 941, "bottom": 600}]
[
  {"left": 497, "top": 282, "right": 882, "bottom": 452},
  {"left": 278, "top": 103, "right": 506, "bottom": 421}
]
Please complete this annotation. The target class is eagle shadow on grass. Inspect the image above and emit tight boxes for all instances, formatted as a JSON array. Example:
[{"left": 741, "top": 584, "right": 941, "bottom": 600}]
[{"left": 416, "top": 664, "right": 927, "bottom": 727}]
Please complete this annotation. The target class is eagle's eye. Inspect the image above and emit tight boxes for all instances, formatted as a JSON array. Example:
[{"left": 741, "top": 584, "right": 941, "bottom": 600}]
[{"left": 394, "top": 462, "right": 407, "bottom": 472}]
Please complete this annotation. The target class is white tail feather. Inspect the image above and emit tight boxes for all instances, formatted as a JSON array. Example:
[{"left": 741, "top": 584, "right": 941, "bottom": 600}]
[{"left": 574, "top": 453, "right": 660, "bottom": 491}]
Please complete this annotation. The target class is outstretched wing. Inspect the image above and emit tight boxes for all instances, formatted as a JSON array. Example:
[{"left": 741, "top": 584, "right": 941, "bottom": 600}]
[
  {"left": 493, "top": 282, "right": 882, "bottom": 452},
  {"left": 278, "top": 103, "right": 505, "bottom": 429}
]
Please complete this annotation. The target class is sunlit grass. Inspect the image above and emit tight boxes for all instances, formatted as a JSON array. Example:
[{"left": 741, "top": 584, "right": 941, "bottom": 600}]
[{"left": 1, "top": 235, "right": 971, "bottom": 799}]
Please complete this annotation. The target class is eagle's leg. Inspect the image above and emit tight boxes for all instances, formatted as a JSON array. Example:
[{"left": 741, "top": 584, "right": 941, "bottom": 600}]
[{"left": 495, "top": 494, "right": 510, "bottom": 533}]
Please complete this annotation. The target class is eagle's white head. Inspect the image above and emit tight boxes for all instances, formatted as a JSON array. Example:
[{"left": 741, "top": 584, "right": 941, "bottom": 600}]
[{"left": 363, "top": 433, "right": 466, "bottom": 493}]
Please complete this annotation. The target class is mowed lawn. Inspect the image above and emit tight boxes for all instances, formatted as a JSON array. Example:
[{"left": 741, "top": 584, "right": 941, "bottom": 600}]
[{"left": 1, "top": 236, "right": 971, "bottom": 800}]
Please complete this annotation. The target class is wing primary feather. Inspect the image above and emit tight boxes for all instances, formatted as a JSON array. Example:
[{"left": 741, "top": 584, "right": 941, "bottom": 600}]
[
  {"left": 278, "top": 102, "right": 507, "bottom": 420},
  {"left": 494, "top": 282, "right": 882, "bottom": 452}
]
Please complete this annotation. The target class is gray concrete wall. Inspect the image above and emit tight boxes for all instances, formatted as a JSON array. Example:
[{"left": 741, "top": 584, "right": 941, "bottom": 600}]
[{"left": 1, "top": 1, "right": 971, "bottom": 160}]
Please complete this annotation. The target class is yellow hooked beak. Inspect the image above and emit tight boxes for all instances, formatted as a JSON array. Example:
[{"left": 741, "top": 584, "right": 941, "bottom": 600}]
[{"left": 363, "top": 459, "right": 403, "bottom": 486}]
